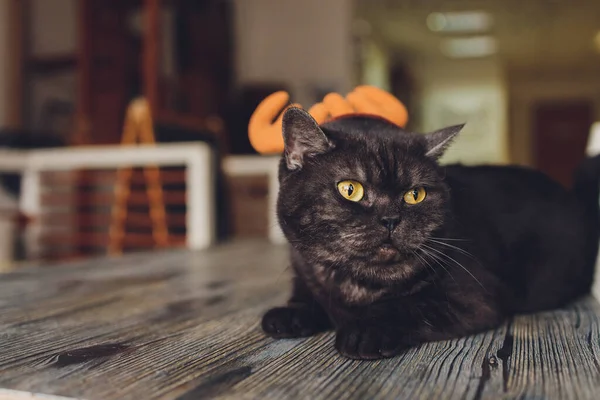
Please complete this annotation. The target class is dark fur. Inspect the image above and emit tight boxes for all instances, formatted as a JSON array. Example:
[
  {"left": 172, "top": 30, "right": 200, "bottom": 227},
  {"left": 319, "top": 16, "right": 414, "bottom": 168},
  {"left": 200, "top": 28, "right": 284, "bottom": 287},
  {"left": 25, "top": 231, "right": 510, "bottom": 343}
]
[{"left": 261, "top": 108, "right": 600, "bottom": 360}]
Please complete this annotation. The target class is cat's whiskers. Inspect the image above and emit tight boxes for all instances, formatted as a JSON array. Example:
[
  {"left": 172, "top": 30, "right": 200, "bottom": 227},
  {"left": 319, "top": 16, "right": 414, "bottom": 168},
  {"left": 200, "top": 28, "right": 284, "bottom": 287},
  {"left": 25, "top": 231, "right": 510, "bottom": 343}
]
[
  {"left": 338, "top": 231, "right": 366, "bottom": 244},
  {"left": 420, "top": 243, "right": 485, "bottom": 290},
  {"left": 429, "top": 236, "right": 470, "bottom": 242},
  {"left": 296, "top": 221, "right": 332, "bottom": 241},
  {"left": 412, "top": 250, "right": 438, "bottom": 282},
  {"left": 418, "top": 247, "right": 456, "bottom": 283},
  {"left": 426, "top": 239, "right": 478, "bottom": 261},
  {"left": 339, "top": 231, "right": 359, "bottom": 238}
]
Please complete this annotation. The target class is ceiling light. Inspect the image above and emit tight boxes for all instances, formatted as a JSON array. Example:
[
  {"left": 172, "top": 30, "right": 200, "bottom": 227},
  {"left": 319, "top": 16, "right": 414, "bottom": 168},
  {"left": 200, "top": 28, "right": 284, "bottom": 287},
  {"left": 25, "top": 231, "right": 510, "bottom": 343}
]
[
  {"left": 440, "top": 36, "right": 497, "bottom": 58},
  {"left": 427, "top": 11, "right": 493, "bottom": 33},
  {"left": 586, "top": 122, "right": 600, "bottom": 156},
  {"left": 426, "top": 13, "right": 447, "bottom": 32},
  {"left": 594, "top": 31, "right": 600, "bottom": 53}
]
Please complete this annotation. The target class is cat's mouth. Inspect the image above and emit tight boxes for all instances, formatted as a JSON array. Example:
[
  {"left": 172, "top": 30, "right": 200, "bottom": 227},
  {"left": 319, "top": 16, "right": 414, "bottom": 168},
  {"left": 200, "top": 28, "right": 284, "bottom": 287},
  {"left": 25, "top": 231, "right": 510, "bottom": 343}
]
[{"left": 373, "top": 241, "right": 402, "bottom": 264}]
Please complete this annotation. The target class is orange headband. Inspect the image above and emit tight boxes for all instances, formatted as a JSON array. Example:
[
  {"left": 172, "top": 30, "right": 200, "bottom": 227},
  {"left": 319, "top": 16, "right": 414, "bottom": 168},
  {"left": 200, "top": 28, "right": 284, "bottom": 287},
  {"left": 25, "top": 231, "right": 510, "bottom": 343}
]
[{"left": 248, "top": 85, "right": 409, "bottom": 154}]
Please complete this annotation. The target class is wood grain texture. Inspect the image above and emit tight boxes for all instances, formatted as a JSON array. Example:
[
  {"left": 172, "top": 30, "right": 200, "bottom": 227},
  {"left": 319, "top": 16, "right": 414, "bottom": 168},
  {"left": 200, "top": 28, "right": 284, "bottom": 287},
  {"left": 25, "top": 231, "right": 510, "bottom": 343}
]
[{"left": 0, "top": 240, "right": 599, "bottom": 400}]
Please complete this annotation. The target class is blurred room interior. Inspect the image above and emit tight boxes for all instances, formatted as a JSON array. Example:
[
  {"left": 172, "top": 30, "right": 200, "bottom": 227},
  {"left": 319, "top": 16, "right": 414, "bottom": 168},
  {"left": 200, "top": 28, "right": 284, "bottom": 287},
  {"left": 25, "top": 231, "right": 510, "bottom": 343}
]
[{"left": 0, "top": 0, "right": 599, "bottom": 267}]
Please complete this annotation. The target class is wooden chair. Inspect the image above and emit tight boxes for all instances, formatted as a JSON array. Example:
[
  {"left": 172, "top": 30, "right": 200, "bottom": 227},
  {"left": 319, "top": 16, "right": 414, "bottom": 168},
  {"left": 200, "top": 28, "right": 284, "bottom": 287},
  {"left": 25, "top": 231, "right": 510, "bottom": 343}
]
[{"left": 108, "top": 98, "right": 169, "bottom": 256}]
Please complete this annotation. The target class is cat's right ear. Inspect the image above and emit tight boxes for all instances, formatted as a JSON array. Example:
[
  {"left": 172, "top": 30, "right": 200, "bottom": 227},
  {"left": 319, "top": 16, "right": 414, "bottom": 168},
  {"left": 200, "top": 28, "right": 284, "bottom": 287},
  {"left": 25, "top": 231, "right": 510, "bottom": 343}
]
[
  {"left": 282, "top": 107, "right": 333, "bottom": 170},
  {"left": 424, "top": 124, "right": 464, "bottom": 159}
]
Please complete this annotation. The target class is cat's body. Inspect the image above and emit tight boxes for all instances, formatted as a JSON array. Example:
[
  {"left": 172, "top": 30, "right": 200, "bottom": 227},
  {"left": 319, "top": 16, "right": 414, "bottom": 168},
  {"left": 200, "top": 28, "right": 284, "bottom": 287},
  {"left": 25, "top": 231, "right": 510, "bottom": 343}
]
[{"left": 262, "top": 110, "right": 600, "bottom": 360}]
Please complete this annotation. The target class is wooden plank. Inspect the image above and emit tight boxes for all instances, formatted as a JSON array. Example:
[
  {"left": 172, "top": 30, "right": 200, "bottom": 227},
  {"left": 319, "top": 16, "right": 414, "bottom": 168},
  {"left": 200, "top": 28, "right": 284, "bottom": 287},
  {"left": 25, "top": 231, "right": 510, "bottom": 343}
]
[
  {"left": 41, "top": 191, "right": 186, "bottom": 207},
  {"left": 34, "top": 252, "right": 91, "bottom": 264},
  {"left": 40, "top": 169, "right": 186, "bottom": 187},
  {"left": 39, "top": 212, "right": 187, "bottom": 229},
  {"left": 0, "top": 241, "right": 599, "bottom": 399},
  {"left": 494, "top": 301, "right": 600, "bottom": 400},
  {"left": 38, "top": 232, "right": 186, "bottom": 248},
  {"left": 125, "top": 212, "right": 187, "bottom": 229},
  {"left": 0, "top": 389, "right": 77, "bottom": 400}
]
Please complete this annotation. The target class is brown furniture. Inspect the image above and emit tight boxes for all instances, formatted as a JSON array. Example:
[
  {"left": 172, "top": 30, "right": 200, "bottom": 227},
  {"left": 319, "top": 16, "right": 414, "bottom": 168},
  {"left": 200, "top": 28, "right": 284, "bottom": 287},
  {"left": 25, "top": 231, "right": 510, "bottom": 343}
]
[
  {"left": 75, "top": 0, "right": 231, "bottom": 147},
  {"left": 17, "top": 0, "right": 235, "bottom": 260},
  {"left": 22, "top": 0, "right": 231, "bottom": 147},
  {"left": 226, "top": 175, "right": 270, "bottom": 239},
  {"left": 19, "top": 1, "right": 275, "bottom": 258}
]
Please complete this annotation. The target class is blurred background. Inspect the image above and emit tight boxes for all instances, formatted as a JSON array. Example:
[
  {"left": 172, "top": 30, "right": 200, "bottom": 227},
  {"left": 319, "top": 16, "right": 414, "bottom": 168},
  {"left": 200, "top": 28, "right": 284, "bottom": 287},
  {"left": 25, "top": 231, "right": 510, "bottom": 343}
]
[{"left": 0, "top": 0, "right": 599, "bottom": 266}]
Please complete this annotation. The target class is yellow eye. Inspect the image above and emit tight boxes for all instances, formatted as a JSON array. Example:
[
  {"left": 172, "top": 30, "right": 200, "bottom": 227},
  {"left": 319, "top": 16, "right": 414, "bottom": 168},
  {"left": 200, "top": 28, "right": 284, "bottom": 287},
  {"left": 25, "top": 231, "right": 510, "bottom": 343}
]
[
  {"left": 403, "top": 187, "right": 427, "bottom": 204},
  {"left": 337, "top": 180, "right": 364, "bottom": 202}
]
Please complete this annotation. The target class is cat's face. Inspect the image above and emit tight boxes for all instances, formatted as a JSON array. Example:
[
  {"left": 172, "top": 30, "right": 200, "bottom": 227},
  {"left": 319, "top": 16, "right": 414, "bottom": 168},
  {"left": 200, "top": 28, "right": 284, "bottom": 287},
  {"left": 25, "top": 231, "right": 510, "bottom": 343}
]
[{"left": 277, "top": 108, "right": 463, "bottom": 287}]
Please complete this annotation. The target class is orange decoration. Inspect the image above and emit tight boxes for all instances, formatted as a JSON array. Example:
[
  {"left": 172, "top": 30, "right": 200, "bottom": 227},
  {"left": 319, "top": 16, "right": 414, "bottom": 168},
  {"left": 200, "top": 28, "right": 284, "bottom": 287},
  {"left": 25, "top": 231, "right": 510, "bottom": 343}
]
[{"left": 248, "top": 85, "right": 409, "bottom": 154}]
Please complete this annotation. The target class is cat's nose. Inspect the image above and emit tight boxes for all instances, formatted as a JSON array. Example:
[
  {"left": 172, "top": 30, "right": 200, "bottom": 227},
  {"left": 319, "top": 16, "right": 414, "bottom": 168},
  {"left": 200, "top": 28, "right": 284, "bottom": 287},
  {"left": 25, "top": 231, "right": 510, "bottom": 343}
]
[{"left": 380, "top": 215, "right": 400, "bottom": 231}]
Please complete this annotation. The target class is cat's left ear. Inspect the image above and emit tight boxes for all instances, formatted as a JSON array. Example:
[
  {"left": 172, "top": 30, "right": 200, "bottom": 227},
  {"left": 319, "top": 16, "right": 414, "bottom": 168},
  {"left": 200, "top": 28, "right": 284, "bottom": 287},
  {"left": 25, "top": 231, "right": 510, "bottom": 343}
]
[
  {"left": 424, "top": 124, "right": 465, "bottom": 159},
  {"left": 282, "top": 107, "right": 334, "bottom": 170}
]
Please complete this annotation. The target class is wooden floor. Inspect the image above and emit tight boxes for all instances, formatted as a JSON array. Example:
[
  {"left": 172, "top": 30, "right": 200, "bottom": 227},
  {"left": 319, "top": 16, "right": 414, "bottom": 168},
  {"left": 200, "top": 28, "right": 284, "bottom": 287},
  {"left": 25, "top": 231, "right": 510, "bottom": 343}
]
[{"left": 1, "top": 241, "right": 600, "bottom": 400}]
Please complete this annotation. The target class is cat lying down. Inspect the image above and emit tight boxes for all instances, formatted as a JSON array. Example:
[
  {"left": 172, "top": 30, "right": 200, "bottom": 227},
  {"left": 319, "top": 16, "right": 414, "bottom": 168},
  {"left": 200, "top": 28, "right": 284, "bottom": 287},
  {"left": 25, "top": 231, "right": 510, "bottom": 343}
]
[{"left": 261, "top": 108, "right": 600, "bottom": 360}]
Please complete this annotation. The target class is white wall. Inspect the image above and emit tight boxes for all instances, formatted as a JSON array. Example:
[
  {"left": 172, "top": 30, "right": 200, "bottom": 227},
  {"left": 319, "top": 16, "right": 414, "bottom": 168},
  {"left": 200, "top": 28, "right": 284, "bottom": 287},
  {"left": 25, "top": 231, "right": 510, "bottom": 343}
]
[
  {"left": 30, "top": 0, "right": 77, "bottom": 57},
  {"left": 413, "top": 58, "right": 509, "bottom": 165},
  {"left": 233, "top": 0, "right": 355, "bottom": 107},
  {"left": 27, "top": 0, "right": 77, "bottom": 131},
  {"left": 0, "top": 0, "right": 77, "bottom": 130}
]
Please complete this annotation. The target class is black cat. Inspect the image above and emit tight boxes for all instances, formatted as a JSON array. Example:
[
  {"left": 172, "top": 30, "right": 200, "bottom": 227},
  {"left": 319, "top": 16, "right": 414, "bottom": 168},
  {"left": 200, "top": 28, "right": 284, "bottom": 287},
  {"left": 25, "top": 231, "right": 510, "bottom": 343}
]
[{"left": 261, "top": 107, "right": 600, "bottom": 360}]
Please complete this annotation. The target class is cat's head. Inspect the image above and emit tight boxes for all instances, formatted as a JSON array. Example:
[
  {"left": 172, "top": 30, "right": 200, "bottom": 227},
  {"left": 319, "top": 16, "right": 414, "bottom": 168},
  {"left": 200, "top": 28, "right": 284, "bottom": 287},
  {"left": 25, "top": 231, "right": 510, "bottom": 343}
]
[{"left": 276, "top": 107, "right": 463, "bottom": 287}]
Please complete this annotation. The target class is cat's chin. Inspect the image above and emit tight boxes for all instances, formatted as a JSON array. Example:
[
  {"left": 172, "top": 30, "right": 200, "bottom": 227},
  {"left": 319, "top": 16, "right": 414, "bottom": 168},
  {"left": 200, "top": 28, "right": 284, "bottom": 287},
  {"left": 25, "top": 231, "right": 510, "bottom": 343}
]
[
  {"left": 373, "top": 243, "right": 402, "bottom": 264},
  {"left": 348, "top": 262, "right": 420, "bottom": 287},
  {"left": 346, "top": 252, "right": 421, "bottom": 286}
]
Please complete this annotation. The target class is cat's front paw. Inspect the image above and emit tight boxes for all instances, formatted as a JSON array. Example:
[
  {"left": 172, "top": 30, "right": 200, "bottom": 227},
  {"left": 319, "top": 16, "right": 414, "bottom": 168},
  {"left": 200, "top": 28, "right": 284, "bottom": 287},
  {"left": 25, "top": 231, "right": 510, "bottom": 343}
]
[
  {"left": 261, "top": 307, "right": 329, "bottom": 339},
  {"left": 335, "top": 326, "right": 405, "bottom": 360}
]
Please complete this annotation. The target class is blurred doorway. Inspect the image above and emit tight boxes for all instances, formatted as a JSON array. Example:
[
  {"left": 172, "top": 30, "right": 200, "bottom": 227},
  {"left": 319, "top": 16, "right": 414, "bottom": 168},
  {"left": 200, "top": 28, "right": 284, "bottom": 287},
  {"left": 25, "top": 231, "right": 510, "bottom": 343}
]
[{"left": 532, "top": 100, "right": 593, "bottom": 188}]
